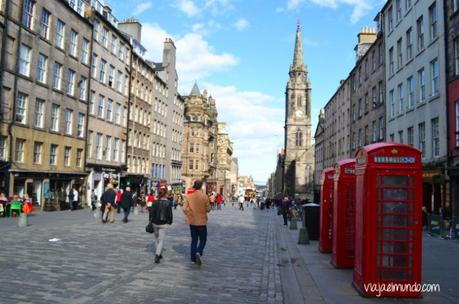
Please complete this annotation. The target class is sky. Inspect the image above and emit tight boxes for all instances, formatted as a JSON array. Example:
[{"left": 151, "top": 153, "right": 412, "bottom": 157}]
[{"left": 107, "top": 0, "right": 385, "bottom": 184}]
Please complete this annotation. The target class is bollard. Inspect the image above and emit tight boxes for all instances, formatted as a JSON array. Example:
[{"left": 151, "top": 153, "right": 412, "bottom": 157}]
[
  {"left": 134, "top": 205, "right": 139, "bottom": 215},
  {"left": 18, "top": 213, "right": 28, "bottom": 228},
  {"left": 298, "top": 227, "right": 310, "bottom": 245},
  {"left": 289, "top": 217, "right": 298, "bottom": 230}
]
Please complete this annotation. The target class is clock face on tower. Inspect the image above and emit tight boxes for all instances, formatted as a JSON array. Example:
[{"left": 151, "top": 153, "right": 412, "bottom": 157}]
[{"left": 295, "top": 110, "right": 303, "bottom": 118}]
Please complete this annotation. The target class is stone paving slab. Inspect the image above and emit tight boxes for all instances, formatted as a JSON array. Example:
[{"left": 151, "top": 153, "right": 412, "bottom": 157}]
[{"left": 0, "top": 207, "right": 282, "bottom": 304}]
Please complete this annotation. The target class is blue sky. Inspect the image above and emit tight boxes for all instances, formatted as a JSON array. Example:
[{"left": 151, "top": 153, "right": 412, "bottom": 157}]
[{"left": 107, "top": 0, "right": 384, "bottom": 184}]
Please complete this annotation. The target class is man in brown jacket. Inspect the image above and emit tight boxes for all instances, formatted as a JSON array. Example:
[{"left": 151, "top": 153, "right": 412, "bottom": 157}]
[{"left": 182, "top": 180, "right": 211, "bottom": 265}]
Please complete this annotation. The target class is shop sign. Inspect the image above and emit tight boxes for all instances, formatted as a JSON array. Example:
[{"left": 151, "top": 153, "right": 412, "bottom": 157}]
[{"left": 374, "top": 156, "right": 416, "bottom": 164}]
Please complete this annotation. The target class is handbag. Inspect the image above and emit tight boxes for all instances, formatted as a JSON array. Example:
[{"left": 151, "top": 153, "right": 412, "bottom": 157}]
[{"left": 145, "top": 222, "right": 154, "bottom": 233}]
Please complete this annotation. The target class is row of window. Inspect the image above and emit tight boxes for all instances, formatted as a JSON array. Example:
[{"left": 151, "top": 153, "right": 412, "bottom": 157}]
[
  {"left": 128, "top": 130, "right": 150, "bottom": 150},
  {"left": 389, "top": 58, "right": 439, "bottom": 118},
  {"left": 87, "top": 132, "right": 125, "bottom": 163},
  {"left": 152, "top": 143, "right": 166, "bottom": 159},
  {"left": 132, "top": 80, "right": 154, "bottom": 104},
  {"left": 153, "top": 121, "right": 167, "bottom": 138},
  {"left": 389, "top": 118, "right": 440, "bottom": 158},
  {"left": 171, "top": 129, "right": 183, "bottom": 144},
  {"left": 127, "top": 156, "right": 149, "bottom": 175},
  {"left": 89, "top": 91, "right": 127, "bottom": 126},
  {"left": 171, "top": 148, "right": 182, "bottom": 162},
  {"left": 22, "top": 0, "right": 90, "bottom": 65},
  {"left": 154, "top": 99, "right": 168, "bottom": 117},
  {"left": 132, "top": 60, "right": 155, "bottom": 82},
  {"left": 93, "top": 19, "right": 130, "bottom": 65},
  {"left": 19, "top": 44, "right": 88, "bottom": 100},
  {"left": 188, "top": 159, "right": 201, "bottom": 171},
  {"left": 352, "top": 117, "right": 386, "bottom": 150},
  {"left": 172, "top": 110, "right": 184, "bottom": 126},
  {"left": 387, "top": 0, "right": 438, "bottom": 46},
  {"left": 8, "top": 137, "right": 83, "bottom": 167},
  {"left": 352, "top": 81, "right": 385, "bottom": 122},
  {"left": 91, "top": 53, "right": 129, "bottom": 96},
  {"left": 351, "top": 43, "right": 384, "bottom": 92},
  {"left": 130, "top": 105, "right": 151, "bottom": 127},
  {"left": 388, "top": 10, "right": 438, "bottom": 78},
  {"left": 152, "top": 163, "right": 166, "bottom": 179},
  {"left": 14, "top": 93, "right": 85, "bottom": 137}
]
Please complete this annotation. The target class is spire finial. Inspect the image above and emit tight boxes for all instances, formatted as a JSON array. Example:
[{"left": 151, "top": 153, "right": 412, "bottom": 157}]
[
  {"left": 297, "top": 19, "right": 301, "bottom": 31},
  {"left": 290, "top": 21, "right": 306, "bottom": 73}
]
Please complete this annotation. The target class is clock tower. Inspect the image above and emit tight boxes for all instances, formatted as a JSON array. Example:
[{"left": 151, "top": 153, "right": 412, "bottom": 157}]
[{"left": 283, "top": 22, "right": 314, "bottom": 200}]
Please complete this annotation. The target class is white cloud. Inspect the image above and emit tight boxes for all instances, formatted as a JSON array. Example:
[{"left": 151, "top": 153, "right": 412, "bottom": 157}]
[
  {"left": 286, "top": 0, "right": 375, "bottom": 23},
  {"left": 201, "top": 83, "right": 284, "bottom": 181},
  {"left": 140, "top": 23, "right": 238, "bottom": 89},
  {"left": 204, "top": 0, "right": 234, "bottom": 15},
  {"left": 287, "top": 0, "right": 306, "bottom": 10},
  {"left": 234, "top": 18, "right": 249, "bottom": 31},
  {"left": 191, "top": 20, "right": 222, "bottom": 36},
  {"left": 132, "top": 1, "right": 153, "bottom": 16},
  {"left": 174, "top": 0, "right": 200, "bottom": 17}
]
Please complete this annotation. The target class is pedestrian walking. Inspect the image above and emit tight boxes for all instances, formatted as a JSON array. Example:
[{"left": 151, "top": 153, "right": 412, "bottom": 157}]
[
  {"left": 149, "top": 187, "right": 173, "bottom": 263},
  {"left": 57, "top": 187, "right": 67, "bottom": 210},
  {"left": 100, "top": 183, "right": 117, "bottom": 223},
  {"left": 216, "top": 194, "right": 223, "bottom": 210},
  {"left": 182, "top": 180, "right": 211, "bottom": 265},
  {"left": 281, "top": 197, "right": 291, "bottom": 226},
  {"left": 90, "top": 190, "right": 97, "bottom": 211},
  {"left": 115, "top": 188, "right": 122, "bottom": 214},
  {"left": 120, "top": 187, "right": 134, "bottom": 223},
  {"left": 209, "top": 192, "right": 216, "bottom": 209},
  {"left": 71, "top": 187, "right": 79, "bottom": 210},
  {"left": 238, "top": 195, "right": 244, "bottom": 211}
]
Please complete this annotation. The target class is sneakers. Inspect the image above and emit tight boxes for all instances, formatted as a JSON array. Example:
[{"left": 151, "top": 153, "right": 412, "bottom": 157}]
[
  {"left": 154, "top": 255, "right": 160, "bottom": 264},
  {"left": 195, "top": 253, "right": 202, "bottom": 266}
]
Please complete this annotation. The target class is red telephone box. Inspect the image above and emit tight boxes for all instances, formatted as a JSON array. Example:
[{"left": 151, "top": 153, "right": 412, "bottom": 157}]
[
  {"left": 353, "top": 143, "right": 422, "bottom": 297},
  {"left": 332, "top": 159, "right": 356, "bottom": 268},
  {"left": 319, "top": 167, "right": 335, "bottom": 253}
]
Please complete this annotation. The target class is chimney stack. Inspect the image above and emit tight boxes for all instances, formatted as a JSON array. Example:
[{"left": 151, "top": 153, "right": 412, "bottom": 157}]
[{"left": 354, "top": 27, "right": 377, "bottom": 62}]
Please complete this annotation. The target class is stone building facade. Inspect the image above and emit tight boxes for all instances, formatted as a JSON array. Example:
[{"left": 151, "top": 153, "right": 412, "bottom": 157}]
[
  {"left": 283, "top": 23, "right": 314, "bottom": 200},
  {"left": 381, "top": 0, "right": 448, "bottom": 216},
  {"left": 118, "top": 20, "right": 153, "bottom": 194},
  {"left": 150, "top": 38, "right": 183, "bottom": 193},
  {"left": 313, "top": 110, "right": 325, "bottom": 202},
  {"left": 181, "top": 83, "right": 218, "bottom": 191},
  {"left": 0, "top": 0, "right": 91, "bottom": 206},
  {"left": 85, "top": 4, "right": 130, "bottom": 202},
  {"left": 445, "top": 0, "right": 459, "bottom": 217},
  {"left": 349, "top": 31, "right": 386, "bottom": 156},
  {"left": 229, "top": 157, "right": 239, "bottom": 199},
  {"left": 216, "top": 123, "right": 233, "bottom": 200}
]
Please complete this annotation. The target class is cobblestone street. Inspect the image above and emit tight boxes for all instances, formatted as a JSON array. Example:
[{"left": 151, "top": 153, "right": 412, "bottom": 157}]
[
  {"left": 0, "top": 207, "right": 283, "bottom": 304},
  {"left": 1, "top": 207, "right": 458, "bottom": 304}
]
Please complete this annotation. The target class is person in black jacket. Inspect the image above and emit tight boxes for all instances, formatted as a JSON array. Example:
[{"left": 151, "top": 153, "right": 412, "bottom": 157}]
[
  {"left": 100, "top": 183, "right": 116, "bottom": 223},
  {"left": 149, "top": 187, "right": 173, "bottom": 263},
  {"left": 120, "top": 187, "right": 134, "bottom": 223}
]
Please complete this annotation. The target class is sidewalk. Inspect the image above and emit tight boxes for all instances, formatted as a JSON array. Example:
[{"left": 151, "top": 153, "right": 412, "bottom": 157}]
[{"left": 276, "top": 217, "right": 459, "bottom": 304}]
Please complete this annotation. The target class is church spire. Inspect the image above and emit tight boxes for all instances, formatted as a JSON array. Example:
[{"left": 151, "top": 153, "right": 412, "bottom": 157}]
[{"left": 290, "top": 20, "right": 306, "bottom": 73}]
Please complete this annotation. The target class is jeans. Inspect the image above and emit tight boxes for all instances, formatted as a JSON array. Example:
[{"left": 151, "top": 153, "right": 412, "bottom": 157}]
[
  {"left": 122, "top": 207, "right": 130, "bottom": 222},
  {"left": 282, "top": 213, "right": 288, "bottom": 225},
  {"left": 154, "top": 224, "right": 166, "bottom": 256},
  {"left": 190, "top": 225, "right": 207, "bottom": 262}
]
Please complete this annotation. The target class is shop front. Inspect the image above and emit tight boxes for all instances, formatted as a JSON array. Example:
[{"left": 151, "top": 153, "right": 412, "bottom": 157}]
[
  {"left": 8, "top": 170, "right": 86, "bottom": 209},
  {"left": 87, "top": 165, "right": 122, "bottom": 207}
]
